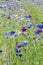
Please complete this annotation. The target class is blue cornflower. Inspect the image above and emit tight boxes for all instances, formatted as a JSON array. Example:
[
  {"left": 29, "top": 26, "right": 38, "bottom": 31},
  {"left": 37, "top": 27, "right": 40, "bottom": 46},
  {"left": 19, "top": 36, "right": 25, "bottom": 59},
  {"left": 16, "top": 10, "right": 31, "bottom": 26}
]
[
  {"left": 4, "top": 31, "right": 15, "bottom": 35},
  {"left": 15, "top": 48, "right": 20, "bottom": 53},
  {"left": 21, "top": 41, "right": 28, "bottom": 46},
  {"left": 16, "top": 54, "right": 22, "bottom": 57},
  {"left": 41, "top": 22, "right": 43, "bottom": 24},
  {"left": 9, "top": 31, "right": 15, "bottom": 35},
  {"left": 0, "top": 6, "right": 3, "bottom": 8},
  {"left": 27, "top": 25, "right": 32, "bottom": 28},
  {"left": 27, "top": 23, "right": 32, "bottom": 28},
  {"left": 24, "top": 15, "right": 31, "bottom": 18},
  {"left": 8, "top": 7, "right": 11, "bottom": 10},
  {"left": 0, "top": 50, "right": 2, "bottom": 53},
  {"left": 14, "top": 33, "right": 18, "bottom": 37},
  {"left": 37, "top": 24, "right": 43, "bottom": 29},
  {"left": 24, "top": 15, "right": 29, "bottom": 18}
]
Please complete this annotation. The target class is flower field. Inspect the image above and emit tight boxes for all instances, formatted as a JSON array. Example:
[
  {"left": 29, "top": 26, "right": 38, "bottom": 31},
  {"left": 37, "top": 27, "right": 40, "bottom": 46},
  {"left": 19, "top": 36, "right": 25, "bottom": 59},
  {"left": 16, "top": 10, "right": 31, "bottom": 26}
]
[{"left": 0, "top": 0, "right": 43, "bottom": 65}]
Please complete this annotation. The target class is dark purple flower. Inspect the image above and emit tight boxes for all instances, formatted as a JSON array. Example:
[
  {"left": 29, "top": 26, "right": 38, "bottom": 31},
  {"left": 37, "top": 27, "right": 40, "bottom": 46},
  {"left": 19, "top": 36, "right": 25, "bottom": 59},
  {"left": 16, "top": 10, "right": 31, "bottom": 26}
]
[
  {"left": 21, "top": 27, "right": 27, "bottom": 32},
  {"left": 7, "top": 16, "right": 11, "bottom": 19},
  {"left": 36, "top": 29, "right": 42, "bottom": 32},
  {"left": 17, "top": 44, "right": 21, "bottom": 48},
  {"left": 28, "top": 15, "right": 32, "bottom": 18},
  {"left": 35, "top": 29, "right": 42, "bottom": 34}
]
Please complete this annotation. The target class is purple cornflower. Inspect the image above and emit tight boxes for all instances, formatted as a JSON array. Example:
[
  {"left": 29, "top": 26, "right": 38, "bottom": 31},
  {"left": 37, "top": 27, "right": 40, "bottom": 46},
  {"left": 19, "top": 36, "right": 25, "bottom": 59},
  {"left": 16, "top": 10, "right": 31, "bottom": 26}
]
[
  {"left": 17, "top": 44, "right": 21, "bottom": 48},
  {"left": 35, "top": 29, "right": 42, "bottom": 34},
  {"left": 7, "top": 16, "right": 11, "bottom": 19},
  {"left": 21, "top": 27, "right": 27, "bottom": 32}
]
